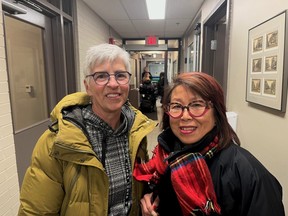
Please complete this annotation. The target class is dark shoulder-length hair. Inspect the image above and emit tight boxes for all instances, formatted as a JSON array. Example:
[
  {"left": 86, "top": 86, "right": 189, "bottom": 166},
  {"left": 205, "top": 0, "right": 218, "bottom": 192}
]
[{"left": 161, "top": 72, "right": 240, "bottom": 149}]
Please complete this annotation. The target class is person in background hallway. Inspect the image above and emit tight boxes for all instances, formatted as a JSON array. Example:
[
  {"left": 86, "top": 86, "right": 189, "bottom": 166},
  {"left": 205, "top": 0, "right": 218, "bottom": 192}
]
[
  {"left": 157, "top": 72, "right": 165, "bottom": 103},
  {"left": 18, "top": 43, "right": 157, "bottom": 216},
  {"left": 134, "top": 72, "right": 285, "bottom": 216},
  {"left": 142, "top": 66, "right": 153, "bottom": 84}
]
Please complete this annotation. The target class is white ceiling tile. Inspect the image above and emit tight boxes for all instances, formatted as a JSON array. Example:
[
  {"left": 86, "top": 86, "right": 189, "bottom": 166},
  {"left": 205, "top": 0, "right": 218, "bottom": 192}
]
[
  {"left": 166, "top": 0, "right": 202, "bottom": 19},
  {"left": 108, "top": 20, "right": 134, "bottom": 29},
  {"left": 83, "top": 0, "right": 205, "bottom": 38},
  {"left": 121, "top": 0, "right": 149, "bottom": 19},
  {"left": 165, "top": 19, "right": 191, "bottom": 31},
  {"left": 133, "top": 20, "right": 165, "bottom": 31},
  {"left": 83, "top": 0, "right": 129, "bottom": 20}
]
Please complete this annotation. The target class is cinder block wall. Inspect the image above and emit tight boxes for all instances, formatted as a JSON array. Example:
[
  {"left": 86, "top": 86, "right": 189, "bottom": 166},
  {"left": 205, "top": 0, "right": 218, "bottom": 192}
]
[
  {"left": 0, "top": 2, "right": 20, "bottom": 216},
  {"left": 75, "top": 0, "right": 122, "bottom": 91}
]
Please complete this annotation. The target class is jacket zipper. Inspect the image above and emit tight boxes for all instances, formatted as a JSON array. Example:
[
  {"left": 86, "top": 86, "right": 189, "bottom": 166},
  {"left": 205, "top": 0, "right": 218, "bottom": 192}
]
[{"left": 61, "top": 165, "right": 81, "bottom": 216}]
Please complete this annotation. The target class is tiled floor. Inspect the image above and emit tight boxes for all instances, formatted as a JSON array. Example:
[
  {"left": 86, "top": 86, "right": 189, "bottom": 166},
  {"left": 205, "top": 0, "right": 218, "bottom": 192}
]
[{"left": 143, "top": 98, "right": 163, "bottom": 158}]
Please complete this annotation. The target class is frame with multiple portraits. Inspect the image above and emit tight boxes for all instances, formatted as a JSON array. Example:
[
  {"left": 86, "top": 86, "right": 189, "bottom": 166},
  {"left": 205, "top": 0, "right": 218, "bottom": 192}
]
[{"left": 246, "top": 10, "right": 288, "bottom": 112}]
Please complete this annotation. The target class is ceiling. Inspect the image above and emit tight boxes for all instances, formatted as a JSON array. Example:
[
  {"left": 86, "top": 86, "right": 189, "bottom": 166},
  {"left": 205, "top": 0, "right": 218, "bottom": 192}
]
[{"left": 83, "top": 0, "right": 205, "bottom": 39}]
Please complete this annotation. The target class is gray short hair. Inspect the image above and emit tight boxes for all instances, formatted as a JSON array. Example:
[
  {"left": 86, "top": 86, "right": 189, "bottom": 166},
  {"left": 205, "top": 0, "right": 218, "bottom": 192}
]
[{"left": 83, "top": 43, "right": 131, "bottom": 78}]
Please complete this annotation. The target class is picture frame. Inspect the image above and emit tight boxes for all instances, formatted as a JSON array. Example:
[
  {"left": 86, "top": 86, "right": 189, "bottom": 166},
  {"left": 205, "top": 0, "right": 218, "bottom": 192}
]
[{"left": 246, "top": 10, "right": 288, "bottom": 112}]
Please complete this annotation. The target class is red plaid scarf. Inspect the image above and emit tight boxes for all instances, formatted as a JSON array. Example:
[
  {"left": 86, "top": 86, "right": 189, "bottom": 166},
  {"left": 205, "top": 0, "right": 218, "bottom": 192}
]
[{"left": 133, "top": 137, "right": 221, "bottom": 216}]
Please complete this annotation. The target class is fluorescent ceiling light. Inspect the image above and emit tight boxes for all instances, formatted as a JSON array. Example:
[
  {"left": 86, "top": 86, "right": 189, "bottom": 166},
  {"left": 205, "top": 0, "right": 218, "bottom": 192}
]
[{"left": 146, "top": 0, "right": 166, "bottom": 20}]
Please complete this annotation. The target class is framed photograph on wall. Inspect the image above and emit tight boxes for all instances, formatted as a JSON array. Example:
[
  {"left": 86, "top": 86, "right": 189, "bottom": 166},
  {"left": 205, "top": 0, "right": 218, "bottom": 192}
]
[{"left": 246, "top": 10, "right": 288, "bottom": 112}]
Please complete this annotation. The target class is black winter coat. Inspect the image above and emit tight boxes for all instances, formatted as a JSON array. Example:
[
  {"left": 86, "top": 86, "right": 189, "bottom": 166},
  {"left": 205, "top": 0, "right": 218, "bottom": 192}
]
[{"left": 156, "top": 130, "right": 285, "bottom": 216}]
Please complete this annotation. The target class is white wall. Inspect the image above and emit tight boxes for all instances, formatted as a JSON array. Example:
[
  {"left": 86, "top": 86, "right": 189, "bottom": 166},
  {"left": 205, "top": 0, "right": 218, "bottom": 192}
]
[
  {"left": 75, "top": 0, "right": 122, "bottom": 91},
  {"left": 0, "top": 3, "right": 20, "bottom": 216},
  {"left": 197, "top": 0, "right": 288, "bottom": 212}
]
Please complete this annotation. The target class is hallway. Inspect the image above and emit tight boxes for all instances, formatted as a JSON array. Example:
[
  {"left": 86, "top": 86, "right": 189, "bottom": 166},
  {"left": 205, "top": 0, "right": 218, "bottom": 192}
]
[{"left": 143, "top": 98, "right": 163, "bottom": 158}]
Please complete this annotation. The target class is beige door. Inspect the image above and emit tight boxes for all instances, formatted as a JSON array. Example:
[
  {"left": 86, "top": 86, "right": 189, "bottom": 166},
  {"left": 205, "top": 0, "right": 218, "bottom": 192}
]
[
  {"left": 4, "top": 12, "right": 55, "bottom": 185},
  {"left": 5, "top": 16, "right": 48, "bottom": 131},
  {"left": 202, "top": 0, "right": 230, "bottom": 95}
]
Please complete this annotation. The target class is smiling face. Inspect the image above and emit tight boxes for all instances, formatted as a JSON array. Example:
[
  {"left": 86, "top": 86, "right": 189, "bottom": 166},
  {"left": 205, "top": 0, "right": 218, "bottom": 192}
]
[
  {"left": 169, "top": 85, "right": 215, "bottom": 145},
  {"left": 84, "top": 58, "right": 129, "bottom": 120}
]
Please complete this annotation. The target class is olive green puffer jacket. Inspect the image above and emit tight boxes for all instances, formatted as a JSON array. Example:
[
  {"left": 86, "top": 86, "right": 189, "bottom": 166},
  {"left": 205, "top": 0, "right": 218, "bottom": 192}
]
[{"left": 18, "top": 92, "right": 157, "bottom": 216}]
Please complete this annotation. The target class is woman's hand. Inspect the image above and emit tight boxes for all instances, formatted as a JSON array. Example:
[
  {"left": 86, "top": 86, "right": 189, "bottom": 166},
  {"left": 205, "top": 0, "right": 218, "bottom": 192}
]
[{"left": 140, "top": 192, "right": 159, "bottom": 216}]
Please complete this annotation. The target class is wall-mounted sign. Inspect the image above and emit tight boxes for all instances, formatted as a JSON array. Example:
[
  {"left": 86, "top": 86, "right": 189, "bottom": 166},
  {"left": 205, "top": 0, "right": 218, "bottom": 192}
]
[
  {"left": 145, "top": 36, "right": 159, "bottom": 46},
  {"left": 109, "top": 37, "right": 115, "bottom": 44}
]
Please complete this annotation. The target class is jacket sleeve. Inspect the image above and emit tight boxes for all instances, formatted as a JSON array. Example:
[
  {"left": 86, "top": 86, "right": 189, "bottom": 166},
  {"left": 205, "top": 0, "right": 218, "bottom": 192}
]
[
  {"left": 18, "top": 130, "right": 64, "bottom": 215},
  {"left": 212, "top": 145, "right": 285, "bottom": 216},
  {"left": 238, "top": 159, "right": 285, "bottom": 216},
  {"left": 244, "top": 171, "right": 285, "bottom": 216}
]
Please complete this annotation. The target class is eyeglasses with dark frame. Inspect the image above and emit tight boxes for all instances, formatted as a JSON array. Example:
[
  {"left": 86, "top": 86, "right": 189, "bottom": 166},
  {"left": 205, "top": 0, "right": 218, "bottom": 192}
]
[
  {"left": 165, "top": 100, "right": 212, "bottom": 119},
  {"left": 86, "top": 71, "right": 132, "bottom": 85}
]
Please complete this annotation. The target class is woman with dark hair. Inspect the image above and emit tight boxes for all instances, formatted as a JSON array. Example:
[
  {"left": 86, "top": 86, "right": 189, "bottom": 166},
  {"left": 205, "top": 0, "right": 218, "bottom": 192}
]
[{"left": 134, "top": 72, "right": 285, "bottom": 216}]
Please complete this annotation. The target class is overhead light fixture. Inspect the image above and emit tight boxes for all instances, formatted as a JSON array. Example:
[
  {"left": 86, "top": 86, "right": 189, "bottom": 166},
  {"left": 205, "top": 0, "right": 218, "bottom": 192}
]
[{"left": 146, "top": 0, "right": 166, "bottom": 20}]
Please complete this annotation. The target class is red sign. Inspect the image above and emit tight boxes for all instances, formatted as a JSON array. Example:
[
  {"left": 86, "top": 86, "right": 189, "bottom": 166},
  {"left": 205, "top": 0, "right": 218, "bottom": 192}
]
[
  {"left": 109, "top": 37, "right": 115, "bottom": 44},
  {"left": 145, "top": 36, "right": 158, "bottom": 46}
]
